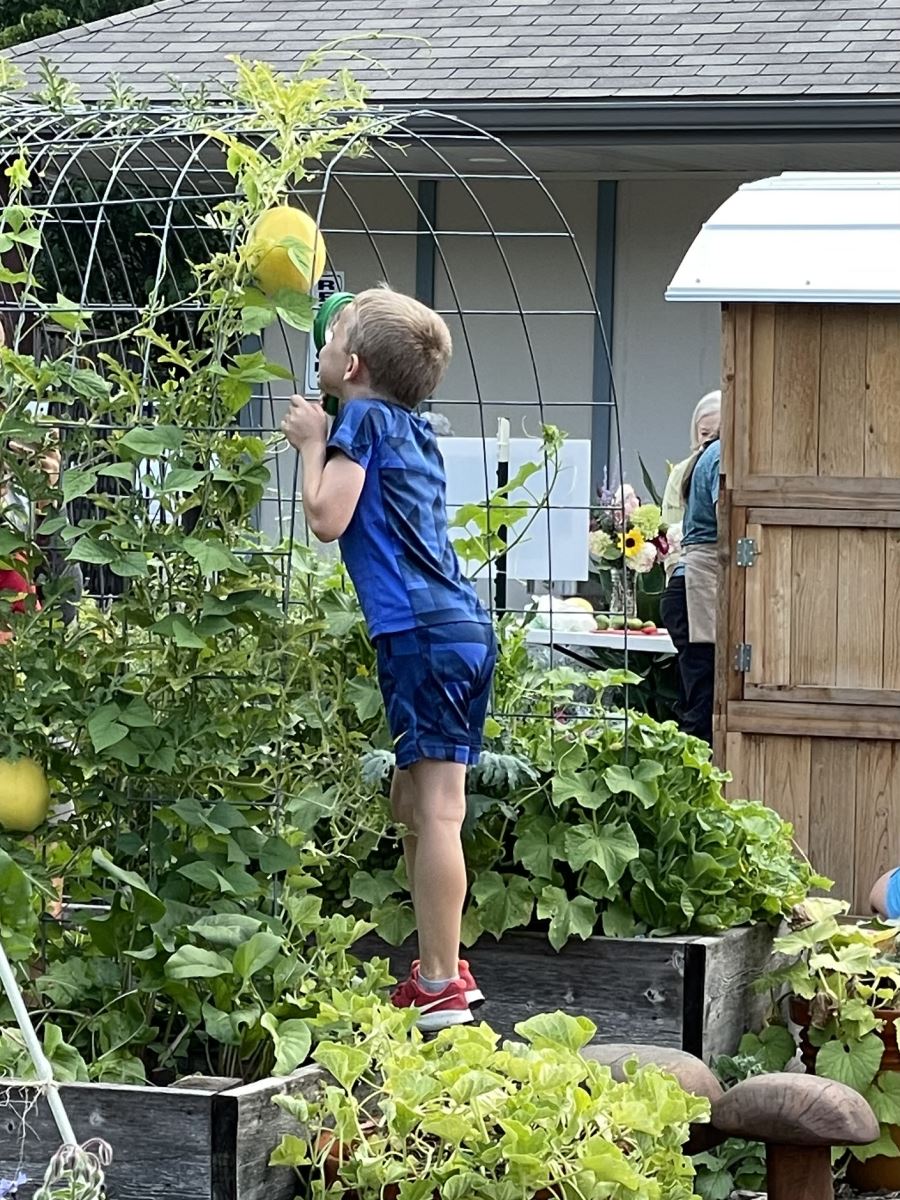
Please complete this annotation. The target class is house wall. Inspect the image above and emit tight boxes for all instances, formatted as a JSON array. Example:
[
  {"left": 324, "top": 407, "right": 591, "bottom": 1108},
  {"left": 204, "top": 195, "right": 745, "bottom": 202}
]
[
  {"left": 431, "top": 178, "right": 597, "bottom": 445},
  {"left": 612, "top": 175, "right": 752, "bottom": 492}
]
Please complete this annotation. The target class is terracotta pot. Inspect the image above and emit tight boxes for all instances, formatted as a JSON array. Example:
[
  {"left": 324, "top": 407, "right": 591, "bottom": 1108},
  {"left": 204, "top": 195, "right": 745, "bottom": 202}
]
[{"left": 790, "top": 996, "right": 900, "bottom": 1191}]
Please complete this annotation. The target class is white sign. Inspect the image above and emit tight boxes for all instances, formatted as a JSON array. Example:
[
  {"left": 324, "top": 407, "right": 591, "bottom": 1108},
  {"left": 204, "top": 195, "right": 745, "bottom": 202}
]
[
  {"left": 304, "top": 271, "right": 345, "bottom": 395},
  {"left": 441, "top": 436, "right": 591, "bottom": 583}
]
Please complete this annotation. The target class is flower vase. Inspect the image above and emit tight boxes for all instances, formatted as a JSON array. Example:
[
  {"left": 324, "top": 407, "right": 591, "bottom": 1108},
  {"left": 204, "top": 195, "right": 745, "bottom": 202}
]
[{"left": 608, "top": 566, "right": 638, "bottom": 618}]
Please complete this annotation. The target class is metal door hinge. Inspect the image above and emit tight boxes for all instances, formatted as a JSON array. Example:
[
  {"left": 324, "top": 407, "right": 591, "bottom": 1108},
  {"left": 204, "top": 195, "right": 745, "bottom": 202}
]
[
  {"left": 734, "top": 643, "right": 753, "bottom": 672},
  {"left": 736, "top": 537, "right": 759, "bottom": 567}
]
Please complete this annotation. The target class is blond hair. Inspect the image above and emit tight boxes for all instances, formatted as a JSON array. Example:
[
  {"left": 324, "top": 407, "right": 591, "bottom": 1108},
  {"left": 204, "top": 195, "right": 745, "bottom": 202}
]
[
  {"left": 340, "top": 287, "right": 452, "bottom": 410},
  {"left": 690, "top": 390, "right": 721, "bottom": 451}
]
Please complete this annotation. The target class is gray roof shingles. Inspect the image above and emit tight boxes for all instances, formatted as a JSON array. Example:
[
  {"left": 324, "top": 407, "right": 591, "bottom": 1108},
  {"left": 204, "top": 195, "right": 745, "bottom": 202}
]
[{"left": 5, "top": 0, "right": 900, "bottom": 100}]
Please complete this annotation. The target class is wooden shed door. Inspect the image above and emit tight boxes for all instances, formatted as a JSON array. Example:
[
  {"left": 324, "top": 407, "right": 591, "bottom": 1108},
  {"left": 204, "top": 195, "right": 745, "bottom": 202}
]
[{"left": 718, "top": 303, "right": 900, "bottom": 910}]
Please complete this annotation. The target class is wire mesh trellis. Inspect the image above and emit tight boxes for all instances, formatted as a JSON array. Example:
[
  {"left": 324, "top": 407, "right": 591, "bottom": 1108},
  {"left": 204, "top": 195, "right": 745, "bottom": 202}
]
[
  {"left": 0, "top": 87, "right": 639, "bottom": 767},
  {"left": 0, "top": 63, "right": 658, "bottom": 1141}
]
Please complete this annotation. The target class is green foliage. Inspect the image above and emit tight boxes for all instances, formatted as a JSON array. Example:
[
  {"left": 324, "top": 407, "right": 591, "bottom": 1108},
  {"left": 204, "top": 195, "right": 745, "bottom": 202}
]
[
  {"left": 0, "top": 59, "right": 399, "bottom": 1085},
  {"left": 0, "top": 1, "right": 138, "bottom": 51},
  {"left": 350, "top": 697, "right": 826, "bottom": 948},
  {"left": 271, "top": 995, "right": 710, "bottom": 1199},
  {"left": 761, "top": 898, "right": 900, "bottom": 1163}
]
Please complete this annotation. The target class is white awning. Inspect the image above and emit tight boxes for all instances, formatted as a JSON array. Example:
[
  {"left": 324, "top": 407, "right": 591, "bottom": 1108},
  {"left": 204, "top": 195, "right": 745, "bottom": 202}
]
[{"left": 666, "top": 172, "right": 900, "bottom": 304}]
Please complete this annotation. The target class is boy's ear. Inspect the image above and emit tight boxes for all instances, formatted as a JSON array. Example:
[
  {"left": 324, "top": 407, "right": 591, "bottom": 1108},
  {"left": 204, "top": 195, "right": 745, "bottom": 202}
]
[{"left": 343, "top": 352, "right": 362, "bottom": 383}]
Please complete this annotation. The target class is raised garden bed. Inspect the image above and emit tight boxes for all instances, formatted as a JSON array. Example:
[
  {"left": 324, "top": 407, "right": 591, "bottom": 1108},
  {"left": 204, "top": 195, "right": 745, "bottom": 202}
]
[
  {"left": 358, "top": 923, "right": 776, "bottom": 1061},
  {"left": 0, "top": 1066, "right": 323, "bottom": 1200}
]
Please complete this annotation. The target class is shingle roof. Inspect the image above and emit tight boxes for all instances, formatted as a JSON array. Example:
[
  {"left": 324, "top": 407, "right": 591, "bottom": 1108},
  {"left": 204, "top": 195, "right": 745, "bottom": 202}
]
[{"left": 6, "top": 0, "right": 900, "bottom": 101}]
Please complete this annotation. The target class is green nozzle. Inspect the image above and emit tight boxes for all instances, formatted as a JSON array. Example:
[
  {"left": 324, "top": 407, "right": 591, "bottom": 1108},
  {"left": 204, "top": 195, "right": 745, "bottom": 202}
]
[{"left": 313, "top": 291, "right": 355, "bottom": 417}]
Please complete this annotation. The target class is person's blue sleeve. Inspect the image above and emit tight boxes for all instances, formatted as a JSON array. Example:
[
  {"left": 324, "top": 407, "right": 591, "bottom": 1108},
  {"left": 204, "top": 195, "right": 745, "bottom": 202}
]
[
  {"left": 709, "top": 443, "right": 721, "bottom": 507},
  {"left": 326, "top": 401, "right": 385, "bottom": 470}
]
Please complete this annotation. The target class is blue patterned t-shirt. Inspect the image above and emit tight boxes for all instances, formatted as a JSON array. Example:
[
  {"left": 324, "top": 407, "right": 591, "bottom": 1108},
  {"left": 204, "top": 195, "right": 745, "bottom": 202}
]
[{"left": 326, "top": 398, "right": 487, "bottom": 638}]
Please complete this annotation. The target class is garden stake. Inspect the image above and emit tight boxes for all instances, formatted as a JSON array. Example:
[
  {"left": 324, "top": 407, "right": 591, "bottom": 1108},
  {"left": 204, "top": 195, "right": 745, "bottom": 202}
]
[{"left": 0, "top": 936, "right": 76, "bottom": 1147}]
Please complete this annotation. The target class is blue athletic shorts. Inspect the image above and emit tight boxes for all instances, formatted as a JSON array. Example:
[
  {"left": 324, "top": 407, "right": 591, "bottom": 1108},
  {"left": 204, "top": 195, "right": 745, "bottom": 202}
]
[
  {"left": 375, "top": 621, "right": 497, "bottom": 769},
  {"left": 886, "top": 868, "right": 900, "bottom": 919}
]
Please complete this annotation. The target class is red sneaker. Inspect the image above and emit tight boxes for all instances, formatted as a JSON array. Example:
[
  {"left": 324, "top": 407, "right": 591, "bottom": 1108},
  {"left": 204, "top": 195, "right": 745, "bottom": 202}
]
[
  {"left": 390, "top": 975, "right": 473, "bottom": 1032},
  {"left": 410, "top": 959, "right": 485, "bottom": 1008}
]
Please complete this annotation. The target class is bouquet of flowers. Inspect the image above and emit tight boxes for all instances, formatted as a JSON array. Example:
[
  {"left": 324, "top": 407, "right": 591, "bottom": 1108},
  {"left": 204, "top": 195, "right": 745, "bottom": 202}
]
[{"left": 589, "top": 483, "right": 669, "bottom": 575}]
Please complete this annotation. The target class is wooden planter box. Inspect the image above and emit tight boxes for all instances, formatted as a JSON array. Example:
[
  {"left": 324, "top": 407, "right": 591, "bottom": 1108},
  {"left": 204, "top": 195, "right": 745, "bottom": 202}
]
[
  {"left": 359, "top": 922, "right": 776, "bottom": 1061},
  {"left": 0, "top": 1066, "right": 324, "bottom": 1200}
]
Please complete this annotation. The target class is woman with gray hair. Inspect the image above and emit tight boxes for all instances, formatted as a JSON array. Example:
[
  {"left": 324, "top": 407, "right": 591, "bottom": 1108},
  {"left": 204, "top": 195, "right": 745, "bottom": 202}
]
[{"left": 659, "top": 390, "right": 721, "bottom": 742}]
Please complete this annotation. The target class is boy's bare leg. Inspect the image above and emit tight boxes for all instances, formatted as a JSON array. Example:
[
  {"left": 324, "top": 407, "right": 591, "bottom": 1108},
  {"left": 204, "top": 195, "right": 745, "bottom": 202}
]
[
  {"left": 408, "top": 758, "right": 467, "bottom": 982},
  {"left": 390, "top": 767, "right": 417, "bottom": 904}
]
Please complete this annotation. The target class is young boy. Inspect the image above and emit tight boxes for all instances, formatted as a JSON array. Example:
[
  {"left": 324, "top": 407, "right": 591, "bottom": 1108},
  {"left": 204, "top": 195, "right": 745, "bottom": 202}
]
[{"left": 281, "top": 287, "right": 496, "bottom": 1030}]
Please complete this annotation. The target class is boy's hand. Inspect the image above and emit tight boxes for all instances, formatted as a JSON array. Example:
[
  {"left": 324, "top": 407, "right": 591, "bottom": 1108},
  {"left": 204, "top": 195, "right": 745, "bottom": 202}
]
[{"left": 282, "top": 395, "right": 328, "bottom": 449}]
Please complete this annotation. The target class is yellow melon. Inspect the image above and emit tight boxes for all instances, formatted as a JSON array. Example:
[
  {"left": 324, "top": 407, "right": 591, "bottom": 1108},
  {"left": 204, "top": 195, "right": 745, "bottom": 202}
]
[
  {"left": 565, "top": 597, "right": 595, "bottom": 614},
  {"left": 247, "top": 206, "right": 327, "bottom": 297},
  {"left": 0, "top": 757, "right": 51, "bottom": 833}
]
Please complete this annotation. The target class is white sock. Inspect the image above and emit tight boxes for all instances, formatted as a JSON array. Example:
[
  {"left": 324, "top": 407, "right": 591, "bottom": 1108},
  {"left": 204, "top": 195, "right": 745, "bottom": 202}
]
[{"left": 419, "top": 972, "right": 459, "bottom": 994}]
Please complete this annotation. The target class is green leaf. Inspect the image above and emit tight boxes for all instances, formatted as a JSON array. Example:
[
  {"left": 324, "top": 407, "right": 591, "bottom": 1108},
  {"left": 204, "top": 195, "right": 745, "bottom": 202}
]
[
  {"left": 470, "top": 871, "right": 534, "bottom": 938},
  {"left": 171, "top": 615, "right": 208, "bottom": 649},
  {"left": 313, "top": 1041, "right": 370, "bottom": 1090},
  {"left": 68, "top": 536, "right": 115, "bottom": 565},
  {"left": 92, "top": 849, "right": 165, "bottom": 923},
  {"left": 851, "top": 1124, "right": 900, "bottom": 1163},
  {"left": 867, "top": 1073, "right": 900, "bottom": 1125},
  {"left": 346, "top": 677, "right": 383, "bottom": 723},
  {"left": 178, "top": 860, "right": 233, "bottom": 894},
  {"left": 536, "top": 886, "right": 597, "bottom": 951},
  {"left": 183, "top": 537, "right": 244, "bottom": 575},
  {"left": 161, "top": 468, "right": 205, "bottom": 493},
  {"left": 0, "top": 527, "right": 27, "bottom": 559},
  {"left": 371, "top": 899, "right": 416, "bottom": 946},
  {"left": 108, "top": 551, "right": 149, "bottom": 578},
  {"left": 258, "top": 836, "right": 297, "bottom": 874},
  {"left": 97, "top": 462, "right": 134, "bottom": 481},
  {"left": 87, "top": 704, "right": 128, "bottom": 752},
  {"left": 272, "top": 288, "right": 314, "bottom": 333},
  {"left": 188, "top": 914, "right": 264, "bottom": 949},
  {"left": 564, "top": 822, "right": 639, "bottom": 886},
  {"left": 515, "top": 1010, "right": 596, "bottom": 1052},
  {"left": 602, "top": 899, "right": 638, "bottom": 938},
  {"left": 62, "top": 468, "right": 98, "bottom": 503},
  {"left": 816, "top": 1034, "right": 883, "bottom": 1094},
  {"left": 48, "top": 293, "right": 92, "bottom": 333},
  {"left": 119, "top": 425, "right": 183, "bottom": 458},
  {"left": 269, "top": 1134, "right": 311, "bottom": 1168},
  {"left": 233, "top": 931, "right": 281, "bottom": 984},
  {"left": 165, "top": 945, "right": 233, "bottom": 981},
  {"left": 349, "top": 870, "right": 400, "bottom": 907},
  {"left": 603, "top": 763, "right": 658, "bottom": 807},
  {"left": 513, "top": 814, "right": 561, "bottom": 878},
  {"left": 261, "top": 1015, "right": 312, "bottom": 1076},
  {"left": 241, "top": 304, "right": 276, "bottom": 336}
]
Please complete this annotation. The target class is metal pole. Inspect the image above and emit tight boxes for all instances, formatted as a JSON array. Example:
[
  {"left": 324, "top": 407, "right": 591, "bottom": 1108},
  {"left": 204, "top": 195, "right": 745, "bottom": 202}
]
[{"left": 0, "top": 938, "right": 77, "bottom": 1146}]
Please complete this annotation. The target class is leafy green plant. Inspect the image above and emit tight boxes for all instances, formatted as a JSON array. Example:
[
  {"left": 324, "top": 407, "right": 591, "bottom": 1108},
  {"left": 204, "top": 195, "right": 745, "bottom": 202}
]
[
  {"left": 0, "top": 59, "right": 400, "bottom": 1086},
  {"left": 761, "top": 897, "right": 900, "bottom": 1164},
  {"left": 271, "top": 995, "right": 710, "bottom": 1199},
  {"left": 0, "top": 842, "right": 392, "bottom": 1084},
  {"left": 350, "top": 703, "right": 826, "bottom": 949}
]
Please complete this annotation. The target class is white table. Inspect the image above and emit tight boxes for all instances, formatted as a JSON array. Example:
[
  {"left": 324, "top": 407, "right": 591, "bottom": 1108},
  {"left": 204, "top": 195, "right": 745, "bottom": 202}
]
[{"left": 525, "top": 627, "right": 676, "bottom": 655}]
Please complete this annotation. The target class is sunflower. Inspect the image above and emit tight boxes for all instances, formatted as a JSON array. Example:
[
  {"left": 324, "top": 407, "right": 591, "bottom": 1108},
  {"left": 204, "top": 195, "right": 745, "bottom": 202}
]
[{"left": 617, "top": 528, "right": 645, "bottom": 559}]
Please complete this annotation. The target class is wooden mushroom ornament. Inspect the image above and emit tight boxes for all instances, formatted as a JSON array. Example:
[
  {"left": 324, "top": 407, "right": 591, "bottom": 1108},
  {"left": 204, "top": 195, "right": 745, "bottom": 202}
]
[{"left": 712, "top": 1073, "right": 879, "bottom": 1200}]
